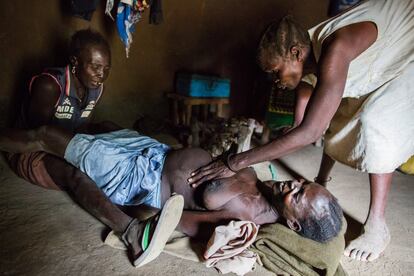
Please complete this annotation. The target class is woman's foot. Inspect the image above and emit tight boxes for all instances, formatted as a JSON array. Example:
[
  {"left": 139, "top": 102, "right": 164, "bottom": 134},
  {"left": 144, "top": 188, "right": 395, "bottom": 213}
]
[{"left": 344, "top": 218, "right": 390, "bottom": 262}]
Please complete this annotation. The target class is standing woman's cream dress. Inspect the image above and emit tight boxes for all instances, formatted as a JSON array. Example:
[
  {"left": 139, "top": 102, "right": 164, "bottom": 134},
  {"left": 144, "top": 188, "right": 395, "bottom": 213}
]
[{"left": 308, "top": 0, "right": 414, "bottom": 173}]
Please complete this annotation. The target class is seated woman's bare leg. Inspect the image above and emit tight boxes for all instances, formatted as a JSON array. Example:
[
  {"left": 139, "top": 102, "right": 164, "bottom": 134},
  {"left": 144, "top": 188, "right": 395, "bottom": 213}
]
[
  {"left": 0, "top": 126, "right": 73, "bottom": 157},
  {"left": 1, "top": 126, "right": 133, "bottom": 234}
]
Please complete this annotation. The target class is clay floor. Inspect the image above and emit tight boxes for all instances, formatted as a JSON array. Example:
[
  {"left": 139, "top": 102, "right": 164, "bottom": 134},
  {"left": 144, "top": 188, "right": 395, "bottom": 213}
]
[{"left": 1, "top": 145, "right": 413, "bottom": 275}]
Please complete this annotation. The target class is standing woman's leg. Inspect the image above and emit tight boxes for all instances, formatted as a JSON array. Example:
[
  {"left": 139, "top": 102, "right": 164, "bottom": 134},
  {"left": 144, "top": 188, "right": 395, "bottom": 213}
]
[
  {"left": 322, "top": 59, "right": 413, "bottom": 262},
  {"left": 343, "top": 62, "right": 414, "bottom": 261},
  {"left": 315, "top": 153, "right": 336, "bottom": 186}
]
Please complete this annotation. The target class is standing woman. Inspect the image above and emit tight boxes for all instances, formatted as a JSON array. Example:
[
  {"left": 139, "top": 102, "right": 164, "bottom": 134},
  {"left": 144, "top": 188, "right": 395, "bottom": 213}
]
[{"left": 189, "top": 0, "right": 414, "bottom": 262}]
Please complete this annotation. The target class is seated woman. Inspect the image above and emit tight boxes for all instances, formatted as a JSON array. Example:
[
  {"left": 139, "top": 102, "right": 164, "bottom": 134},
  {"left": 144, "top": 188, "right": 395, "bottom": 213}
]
[
  {"left": 5, "top": 29, "right": 146, "bottom": 266},
  {"left": 10, "top": 28, "right": 113, "bottom": 190},
  {"left": 0, "top": 126, "right": 343, "bottom": 266}
]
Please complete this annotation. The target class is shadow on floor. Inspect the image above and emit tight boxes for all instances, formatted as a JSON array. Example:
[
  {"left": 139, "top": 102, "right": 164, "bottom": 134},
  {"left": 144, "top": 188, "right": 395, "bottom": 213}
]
[
  {"left": 274, "top": 159, "right": 308, "bottom": 180},
  {"left": 342, "top": 213, "right": 363, "bottom": 246}
]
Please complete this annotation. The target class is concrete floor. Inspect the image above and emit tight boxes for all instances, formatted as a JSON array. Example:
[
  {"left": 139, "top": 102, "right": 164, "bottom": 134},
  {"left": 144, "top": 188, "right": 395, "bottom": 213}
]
[{"left": 1, "top": 145, "right": 413, "bottom": 275}]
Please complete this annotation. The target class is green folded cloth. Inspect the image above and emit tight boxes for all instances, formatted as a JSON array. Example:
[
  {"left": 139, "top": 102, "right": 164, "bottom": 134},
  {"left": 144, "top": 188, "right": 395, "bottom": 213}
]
[{"left": 251, "top": 218, "right": 347, "bottom": 276}]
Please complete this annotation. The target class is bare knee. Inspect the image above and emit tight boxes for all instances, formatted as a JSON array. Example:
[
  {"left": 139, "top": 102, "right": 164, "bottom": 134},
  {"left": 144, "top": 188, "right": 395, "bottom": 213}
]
[
  {"left": 34, "top": 125, "right": 49, "bottom": 139},
  {"left": 33, "top": 125, "right": 56, "bottom": 140},
  {"left": 31, "top": 126, "right": 54, "bottom": 152},
  {"left": 35, "top": 125, "right": 72, "bottom": 156},
  {"left": 12, "top": 126, "right": 51, "bottom": 153}
]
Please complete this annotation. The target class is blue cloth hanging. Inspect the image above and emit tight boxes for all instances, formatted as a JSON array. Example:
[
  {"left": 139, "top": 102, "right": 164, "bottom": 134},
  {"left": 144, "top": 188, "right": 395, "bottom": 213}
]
[{"left": 116, "top": 1, "right": 142, "bottom": 57}]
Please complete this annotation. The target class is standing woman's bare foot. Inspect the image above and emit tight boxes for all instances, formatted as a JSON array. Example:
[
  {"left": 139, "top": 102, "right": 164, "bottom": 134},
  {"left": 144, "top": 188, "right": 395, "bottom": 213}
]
[{"left": 344, "top": 218, "right": 390, "bottom": 262}]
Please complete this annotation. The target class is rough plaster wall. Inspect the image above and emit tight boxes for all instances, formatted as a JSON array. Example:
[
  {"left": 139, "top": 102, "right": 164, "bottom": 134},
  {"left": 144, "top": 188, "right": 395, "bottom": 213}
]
[{"left": 0, "top": 0, "right": 328, "bottom": 128}]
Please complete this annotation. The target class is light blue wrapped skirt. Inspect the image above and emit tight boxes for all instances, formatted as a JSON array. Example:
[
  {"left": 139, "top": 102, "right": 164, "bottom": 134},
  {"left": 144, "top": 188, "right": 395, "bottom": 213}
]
[{"left": 64, "top": 129, "right": 170, "bottom": 208}]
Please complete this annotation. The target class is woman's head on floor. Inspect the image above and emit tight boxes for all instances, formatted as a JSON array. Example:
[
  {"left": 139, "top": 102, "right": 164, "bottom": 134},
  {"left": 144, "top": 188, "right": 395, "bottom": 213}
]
[
  {"left": 69, "top": 28, "right": 112, "bottom": 90},
  {"left": 268, "top": 179, "right": 343, "bottom": 242}
]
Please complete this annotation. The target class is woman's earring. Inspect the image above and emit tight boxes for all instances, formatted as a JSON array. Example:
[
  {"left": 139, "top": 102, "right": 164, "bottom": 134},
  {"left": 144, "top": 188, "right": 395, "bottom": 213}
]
[{"left": 71, "top": 66, "right": 76, "bottom": 74}]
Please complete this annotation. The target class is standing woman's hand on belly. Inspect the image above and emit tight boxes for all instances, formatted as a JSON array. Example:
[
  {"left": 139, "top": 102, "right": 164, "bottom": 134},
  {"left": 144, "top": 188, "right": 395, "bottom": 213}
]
[{"left": 188, "top": 158, "right": 235, "bottom": 188}]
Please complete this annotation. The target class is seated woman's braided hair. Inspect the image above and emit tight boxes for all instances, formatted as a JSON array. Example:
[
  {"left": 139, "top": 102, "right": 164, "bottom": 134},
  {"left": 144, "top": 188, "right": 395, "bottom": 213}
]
[{"left": 69, "top": 29, "right": 111, "bottom": 59}]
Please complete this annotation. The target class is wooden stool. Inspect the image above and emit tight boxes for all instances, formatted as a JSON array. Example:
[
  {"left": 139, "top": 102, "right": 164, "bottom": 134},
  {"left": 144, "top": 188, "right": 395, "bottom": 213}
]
[{"left": 167, "top": 93, "right": 230, "bottom": 126}]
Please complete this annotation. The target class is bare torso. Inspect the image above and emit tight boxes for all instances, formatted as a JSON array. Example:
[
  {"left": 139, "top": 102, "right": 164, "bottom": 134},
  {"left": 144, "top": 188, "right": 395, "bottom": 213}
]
[
  {"left": 161, "top": 148, "right": 210, "bottom": 210},
  {"left": 161, "top": 148, "right": 278, "bottom": 225}
]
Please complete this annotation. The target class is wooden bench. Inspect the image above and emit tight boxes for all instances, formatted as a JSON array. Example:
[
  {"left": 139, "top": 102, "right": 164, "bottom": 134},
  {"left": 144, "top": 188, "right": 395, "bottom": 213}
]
[{"left": 167, "top": 93, "right": 230, "bottom": 126}]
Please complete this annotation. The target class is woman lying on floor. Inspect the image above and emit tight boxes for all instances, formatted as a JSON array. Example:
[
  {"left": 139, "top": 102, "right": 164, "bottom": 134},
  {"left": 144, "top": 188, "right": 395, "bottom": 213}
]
[{"left": 0, "top": 126, "right": 343, "bottom": 267}]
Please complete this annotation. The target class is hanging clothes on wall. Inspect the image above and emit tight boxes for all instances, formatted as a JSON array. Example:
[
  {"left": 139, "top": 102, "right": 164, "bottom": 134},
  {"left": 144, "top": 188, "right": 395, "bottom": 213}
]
[
  {"left": 105, "top": 0, "right": 116, "bottom": 20},
  {"left": 328, "top": 0, "right": 361, "bottom": 16},
  {"left": 149, "top": 0, "right": 163, "bottom": 25},
  {"left": 116, "top": 0, "right": 143, "bottom": 57},
  {"left": 70, "top": 0, "right": 101, "bottom": 21},
  {"left": 105, "top": 0, "right": 162, "bottom": 57}
]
